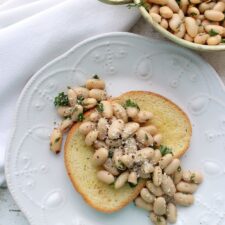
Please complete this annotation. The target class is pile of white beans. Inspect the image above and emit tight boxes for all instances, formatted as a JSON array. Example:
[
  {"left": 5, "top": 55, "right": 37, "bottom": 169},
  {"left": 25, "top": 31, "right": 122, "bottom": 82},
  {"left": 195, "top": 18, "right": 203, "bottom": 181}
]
[
  {"left": 145, "top": 0, "right": 225, "bottom": 45},
  {"left": 50, "top": 76, "right": 203, "bottom": 225},
  {"left": 50, "top": 76, "right": 107, "bottom": 153}
]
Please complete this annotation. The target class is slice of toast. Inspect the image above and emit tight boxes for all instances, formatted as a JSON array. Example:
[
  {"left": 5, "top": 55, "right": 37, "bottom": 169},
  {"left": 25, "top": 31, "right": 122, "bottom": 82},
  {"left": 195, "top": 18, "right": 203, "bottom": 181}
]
[{"left": 64, "top": 91, "right": 192, "bottom": 213}]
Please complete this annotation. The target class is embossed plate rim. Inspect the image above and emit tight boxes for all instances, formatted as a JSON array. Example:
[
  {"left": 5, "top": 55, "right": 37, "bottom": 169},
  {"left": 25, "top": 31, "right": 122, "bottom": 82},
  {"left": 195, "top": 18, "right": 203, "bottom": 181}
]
[{"left": 5, "top": 32, "right": 225, "bottom": 225}]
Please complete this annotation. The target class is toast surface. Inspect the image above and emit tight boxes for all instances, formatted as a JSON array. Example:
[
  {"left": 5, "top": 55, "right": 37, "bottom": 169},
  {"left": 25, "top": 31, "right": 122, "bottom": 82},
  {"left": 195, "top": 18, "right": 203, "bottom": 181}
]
[{"left": 64, "top": 91, "right": 192, "bottom": 213}]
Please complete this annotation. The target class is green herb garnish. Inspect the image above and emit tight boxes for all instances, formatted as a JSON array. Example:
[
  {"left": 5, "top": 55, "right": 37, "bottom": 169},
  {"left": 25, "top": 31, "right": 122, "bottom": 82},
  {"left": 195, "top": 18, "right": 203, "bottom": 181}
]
[
  {"left": 77, "top": 113, "right": 84, "bottom": 122},
  {"left": 128, "top": 182, "right": 137, "bottom": 188},
  {"left": 159, "top": 145, "right": 173, "bottom": 156},
  {"left": 54, "top": 137, "right": 61, "bottom": 143},
  {"left": 190, "top": 12, "right": 197, "bottom": 16},
  {"left": 127, "top": 0, "right": 150, "bottom": 10},
  {"left": 177, "top": 166, "right": 182, "bottom": 172},
  {"left": 54, "top": 92, "right": 69, "bottom": 107},
  {"left": 108, "top": 149, "right": 114, "bottom": 158},
  {"left": 77, "top": 96, "right": 85, "bottom": 105},
  {"left": 124, "top": 99, "right": 140, "bottom": 109},
  {"left": 190, "top": 173, "right": 195, "bottom": 183},
  {"left": 221, "top": 38, "right": 225, "bottom": 43},
  {"left": 92, "top": 74, "right": 100, "bottom": 79},
  {"left": 97, "top": 102, "right": 104, "bottom": 112},
  {"left": 209, "top": 29, "right": 219, "bottom": 36},
  {"left": 175, "top": 0, "right": 180, "bottom": 4},
  {"left": 145, "top": 134, "right": 149, "bottom": 141}
]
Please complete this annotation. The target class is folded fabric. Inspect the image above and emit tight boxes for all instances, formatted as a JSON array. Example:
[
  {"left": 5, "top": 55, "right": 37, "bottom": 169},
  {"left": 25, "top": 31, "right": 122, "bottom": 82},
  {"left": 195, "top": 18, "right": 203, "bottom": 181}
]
[{"left": 0, "top": 0, "right": 140, "bottom": 186}]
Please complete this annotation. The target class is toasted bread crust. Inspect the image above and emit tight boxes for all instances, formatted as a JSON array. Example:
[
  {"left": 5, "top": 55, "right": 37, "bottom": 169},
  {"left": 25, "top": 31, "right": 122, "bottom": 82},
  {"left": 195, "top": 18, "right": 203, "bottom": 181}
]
[{"left": 64, "top": 91, "right": 192, "bottom": 213}]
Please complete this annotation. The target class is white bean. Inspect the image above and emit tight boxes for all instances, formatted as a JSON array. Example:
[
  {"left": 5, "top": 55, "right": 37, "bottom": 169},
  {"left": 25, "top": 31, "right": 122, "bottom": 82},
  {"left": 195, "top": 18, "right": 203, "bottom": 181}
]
[
  {"left": 180, "top": 0, "right": 189, "bottom": 13},
  {"left": 178, "top": 9, "right": 185, "bottom": 19},
  {"left": 160, "top": 19, "right": 169, "bottom": 29},
  {"left": 185, "top": 17, "right": 198, "bottom": 37},
  {"left": 176, "top": 181, "right": 198, "bottom": 193},
  {"left": 135, "top": 197, "right": 153, "bottom": 211},
  {"left": 94, "top": 140, "right": 107, "bottom": 149},
  {"left": 153, "top": 134, "right": 163, "bottom": 146},
  {"left": 136, "top": 148, "right": 155, "bottom": 160},
  {"left": 89, "top": 89, "right": 107, "bottom": 101},
  {"left": 115, "top": 171, "right": 129, "bottom": 189},
  {"left": 141, "top": 188, "right": 155, "bottom": 203},
  {"left": 205, "top": 25, "right": 225, "bottom": 35},
  {"left": 71, "top": 105, "right": 83, "bottom": 122},
  {"left": 187, "top": 6, "right": 200, "bottom": 17},
  {"left": 97, "top": 118, "right": 108, "bottom": 140},
  {"left": 79, "top": 121, "right": 96, "bottom": 135},
  {"left": 174, "top": 193, "right": 194, "bottom": 206},
  {"left": 89, "top": 111, "right": 101, "bottom": 122},
  {"left": 167, "top": 0, "right": 179, "bottom": 12},
  {"left": 105, "top": 139, "right": 122, "bottom": 148},
  {"left": 150, "top": 5, "right": 160, "bottom": 13},
  {"left": 67, "top": 88, "right": 77, "bottom": 106},
  {"left": 73, "top": 87, "right": 89, "bottom": 98},
  {"left": 159, "top": 154, "right": 173, "bottom": 169},
  {"left": 184, "top": 33, "right": 194, "bottom": 42},
  {"left": 174, "top": 23, "right": 186, "bottom": 38},
  {"left": 143, "top": 125, "right": 158, "bottom": 136},
  {"left": 126, "top": 107, "right": 139, "bottom": 118},
  {"left": 153, "top": 197, "right": 166, "bottom": 216},
  {"left": 124, "top": 137, "right": 137, "bottom": 153},
  {"left": 86, "top": 78, "right": 105, "bottom": 90},
  {"left": 199, "top": 2, "right": 211, "bottom": 13},
  {"left": 189, "top": 0, "right": 201, "bottom": 4},
  {"left": 153, "top": 166, "right": 163, "bottom": 186},
  {"left": 148, "top": 0, "right": 168, "bottom": 5},
  {"left": 150, "top": 13, "right": 162, "bottom": 23},
  {"left": 50, "top": 128, "right": 63, "bottom": 154},
  {"left": 204, "top": 10, "right": 225, "bottom": 21},
  {"left": 83, "top": 98, "right": 97, "bottom": 110},
  {"left": 207, "top": 35, "right": 222, "bottom": 45},
  {"left": 213, "top": 1, "right": 225, "bottom": 12},
  {"left": 57, "top": 106, "right": 72, "bottom": 117},
  {"left": 122, "top": 122, "right": 140, "bottom": 139},
  {"left": 146, "top": 181, "right": 163, "bottom": 196},
  {"left": 165, "top": 158, "right": 180, "bottom": 175},
  {"left": 173, "top": 167, "right": 183, "bottom": 184},
  {"left": 161, "top": 174, "right": 176, "bottom": 196},
  {"left": 85, "top": 130, "right": 99, "bottom": 146},
  {"left": 128, "top": 171, "right": 138, "bottom": 185},
  {"left": 167, "top": 203, "right": 177, "bottom": 224},
  {"left": 112, "top": 103, "right": 128, "bottom": 122},
  {"left": 182, "top": 171, "right": 203, "bottom": 184},
  {"left": 103, "top": 158, "right": 119, "bottom": 176},
  {"left": 101, "top": 101, "right": 113, "bottom": 119},
  {"left": 97, "top": 170, "right": 115, "bottom": 184},
  {"left": 60, "top": 118, "right": 73, "bottom": 133},
  {"left": 134, "top": 111, "right": 153, "bottom": 123},
  {"left": 194, "top": 33, "right": 209, "bottom": 44},
  {"left": 120, "top": 154, "right": 135, "bottom": 168},
  {"left": 150, "top": 213, "right": 167, "bottom": 225},
  {"left": 151, "top": 149, "right": 162, "bottom": 165},
  {"left": 160, "top": 6, "right": 173, "bottom": 19},
  {"left": 136, "top": 128, "right": 154, "bottom": 146},
  {"left": 140, "top": 162, "right": 155, "bottom": 178},
  {"left": 92, "top": 148, "right": 108, "bottom": 166},
  {"left": 169, "top": 14, "right": 182, "bottom": 32},
  {"left": 108, "top": 119, "right": 124, "bottom": 140}
]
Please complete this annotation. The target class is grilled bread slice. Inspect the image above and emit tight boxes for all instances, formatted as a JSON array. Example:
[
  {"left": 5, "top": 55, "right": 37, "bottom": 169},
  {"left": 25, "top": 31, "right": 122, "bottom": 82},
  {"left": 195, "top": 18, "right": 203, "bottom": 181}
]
[{"left": 64, "top": 91, "right": 192, "bottom": 213}]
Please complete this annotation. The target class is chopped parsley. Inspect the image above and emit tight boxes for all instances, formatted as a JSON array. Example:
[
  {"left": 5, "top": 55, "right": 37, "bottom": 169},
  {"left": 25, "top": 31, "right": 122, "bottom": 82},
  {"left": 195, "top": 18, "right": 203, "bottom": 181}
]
[
  {"left": 124, "top": 99, "right": 140, "bottom": 109},
  {"left": 77, "top": 96, "right": 85, "bottom": 105},
  {"left": 190, "top": 173, "right": 195, "bottom": 183},
  {"left": 145, "top": 134, "right": 149, "bottom": 141},
  {"left": 221, "top": 38, "right": 225, "bottom": 43},
  {"left": 54, "top": 137, "right": 61, "bottom": 143},
  {"left": 108, "top": 149, "right": 114, "bottom": 158},
  {"left": 127, "top": 0, "right": 150, "bottom": 10},
  {"left": 128, "top": 182, "right": 137, "bottom": 188},
  {"left": 159, "top": 145, "right": 173, "bottom": 156},
  {"left": 190, "top": 12, "right": 197, "bottom": 16},
  {"left": 97, "top": 102, "right": 104, "bottom": 112},
  {"left": 92, "top": 74, "right": 100, "bottom": 79},
  {"left": 209, "top": 29, "right": 219, "bottom": 37},
  {"left": 77, "top": 113, "right": 84, "bottom": 122},
  {"left": 54, "top": 92, "right": 69, "bottom": 107}
]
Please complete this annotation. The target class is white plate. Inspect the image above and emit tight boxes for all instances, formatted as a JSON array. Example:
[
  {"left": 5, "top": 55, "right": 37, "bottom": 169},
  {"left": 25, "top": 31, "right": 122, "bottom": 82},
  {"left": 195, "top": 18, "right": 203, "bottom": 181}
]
[{"left": 5, "top": 32, "right": 225, "bottom": 225}]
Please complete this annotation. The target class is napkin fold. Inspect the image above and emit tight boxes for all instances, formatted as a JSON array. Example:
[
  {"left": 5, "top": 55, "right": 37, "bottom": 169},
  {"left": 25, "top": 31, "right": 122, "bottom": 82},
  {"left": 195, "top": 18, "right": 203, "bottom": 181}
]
[{"left": 0, "top": 0, "right": 140, "bottom": 186}]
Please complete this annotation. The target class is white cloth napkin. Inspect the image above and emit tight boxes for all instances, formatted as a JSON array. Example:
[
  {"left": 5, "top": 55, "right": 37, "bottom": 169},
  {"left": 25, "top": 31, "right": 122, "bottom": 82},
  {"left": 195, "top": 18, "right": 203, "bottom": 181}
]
[{"left": 0, "top": 0, "right": 140, "bottom": 186}]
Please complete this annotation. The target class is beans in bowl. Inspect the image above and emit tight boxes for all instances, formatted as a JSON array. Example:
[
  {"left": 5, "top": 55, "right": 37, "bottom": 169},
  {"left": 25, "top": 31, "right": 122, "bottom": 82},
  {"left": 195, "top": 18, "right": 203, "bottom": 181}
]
[{"left": 129, "top": 0, "right": 225, "bottom": 45}]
